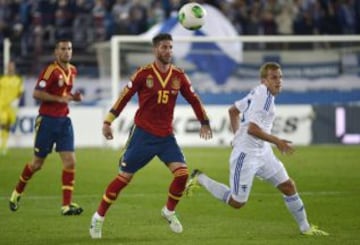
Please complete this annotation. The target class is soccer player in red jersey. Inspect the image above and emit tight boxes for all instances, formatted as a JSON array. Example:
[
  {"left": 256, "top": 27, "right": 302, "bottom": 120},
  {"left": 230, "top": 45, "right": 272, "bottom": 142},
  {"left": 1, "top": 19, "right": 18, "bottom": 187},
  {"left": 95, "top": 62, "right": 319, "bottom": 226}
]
[
  {"left": 9, "top": 39, "right": 84, "bottom": 215},
  {"left": 89, "top": 33, "right": 213, "bottom": 238}
]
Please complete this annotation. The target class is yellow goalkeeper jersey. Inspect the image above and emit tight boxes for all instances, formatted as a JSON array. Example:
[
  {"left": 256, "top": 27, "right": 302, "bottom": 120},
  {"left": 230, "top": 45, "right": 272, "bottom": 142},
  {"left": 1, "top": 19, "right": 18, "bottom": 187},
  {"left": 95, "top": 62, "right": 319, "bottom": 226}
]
[{"left": 0, "top": 74, "right": 24, "bottom": 108}]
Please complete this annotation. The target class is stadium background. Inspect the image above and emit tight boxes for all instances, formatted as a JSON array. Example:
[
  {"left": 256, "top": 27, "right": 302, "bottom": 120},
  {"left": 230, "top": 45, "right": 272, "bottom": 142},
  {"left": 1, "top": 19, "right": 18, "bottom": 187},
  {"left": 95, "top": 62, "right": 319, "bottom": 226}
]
[
  {"left": 1, "top": 2, "right": 360, "bottom": 244},
  {"left": 1, "top": 0, "right": 360, "bottom": 147}
]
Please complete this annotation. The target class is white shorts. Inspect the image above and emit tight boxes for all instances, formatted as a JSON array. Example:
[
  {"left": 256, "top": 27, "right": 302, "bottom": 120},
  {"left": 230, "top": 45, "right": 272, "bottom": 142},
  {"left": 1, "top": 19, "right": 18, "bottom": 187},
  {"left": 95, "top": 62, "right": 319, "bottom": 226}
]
[{"left": 229, "top": 146, "right": 289, "bottom": 203}]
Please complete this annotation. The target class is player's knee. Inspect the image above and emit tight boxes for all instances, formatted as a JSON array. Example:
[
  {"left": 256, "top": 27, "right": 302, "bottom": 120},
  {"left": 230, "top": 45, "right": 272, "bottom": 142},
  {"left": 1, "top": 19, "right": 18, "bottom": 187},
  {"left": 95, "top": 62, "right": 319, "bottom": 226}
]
[
  {"left": 119, "top": 172, "right": 133, "bottom": 184},
  {"left": 177, "top": 171, "right": 189, "bottom": 184},
  {"left": 173, "top": 167, "right": 189, "bottom": 184},
  {"left": 61, "top": 157, "right": 76, "bottom": 169},
  {"left": 30, "top": 162, "right": 42, "bottom": 172},
  {"left": 64, "top": 161, "right": 75, "bottom": 169},
  {"left": 30, "top": 156, "right": 46, "bottom": 172},
  {"left": 278, "top": 178, "right": 296, "bottom": 195},
  {"left": 230, "top": 201, "right": 245, "bottom": 209},
  {"left": 228, "top": 196, "right": 246, "bottom": 209}
]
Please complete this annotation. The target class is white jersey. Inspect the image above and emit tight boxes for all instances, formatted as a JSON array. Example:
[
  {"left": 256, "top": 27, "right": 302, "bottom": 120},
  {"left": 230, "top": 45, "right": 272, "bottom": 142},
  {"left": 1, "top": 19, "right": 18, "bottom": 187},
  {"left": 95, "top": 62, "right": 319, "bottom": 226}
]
[
  {"left": 228, "top": 84, "right": 289, "bottom": 203},
  {"left": 232, "top": 84, "right": 276, "bottom": 153}
]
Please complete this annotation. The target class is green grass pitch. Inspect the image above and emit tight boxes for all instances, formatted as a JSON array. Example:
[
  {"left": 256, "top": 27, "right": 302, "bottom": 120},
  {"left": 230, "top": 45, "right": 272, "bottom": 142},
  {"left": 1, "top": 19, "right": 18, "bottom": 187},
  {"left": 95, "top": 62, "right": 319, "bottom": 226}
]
[{"left": 1, "top": 145, "right": 359, "bottom": 245}]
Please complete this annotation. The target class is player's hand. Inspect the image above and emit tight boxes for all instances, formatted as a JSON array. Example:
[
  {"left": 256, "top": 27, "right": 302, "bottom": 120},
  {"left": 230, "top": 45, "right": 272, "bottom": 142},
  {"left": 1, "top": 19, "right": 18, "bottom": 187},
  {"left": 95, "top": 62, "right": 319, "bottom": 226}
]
[
  {"left": 58, "top": 95, "right": 73, "bottom": 103},
  {"left": 72, "top": 91, "right": 83, "bottom": 102},
  {"left": 102, "top": 123, "right": 113, "bottom": 140},
  {"left": 276, "top": 139, "right": 294, "bottom": 155},
  {"left": 199, "top": 124, "right": 212, "bottom": 140}
]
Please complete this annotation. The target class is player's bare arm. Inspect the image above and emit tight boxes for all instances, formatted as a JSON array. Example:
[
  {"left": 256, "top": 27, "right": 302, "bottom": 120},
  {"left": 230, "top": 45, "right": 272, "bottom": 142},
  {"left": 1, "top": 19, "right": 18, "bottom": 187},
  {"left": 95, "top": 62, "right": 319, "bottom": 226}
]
[
  {"left": 248, "top": 122, "right": 294, "bottom": 155},
  {"left": 228, "top": 105, "right": 240, "bottom": 134},
  {"left": 33, "top": 90, "right": 81, "bottom": 103}
]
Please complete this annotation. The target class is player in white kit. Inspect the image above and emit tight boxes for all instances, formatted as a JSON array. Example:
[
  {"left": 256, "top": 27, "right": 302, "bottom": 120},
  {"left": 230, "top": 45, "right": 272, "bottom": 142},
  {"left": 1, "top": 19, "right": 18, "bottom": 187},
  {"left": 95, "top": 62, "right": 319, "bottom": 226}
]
[{"left": 186, "top": 62, "right": 328, "bottom": 236}]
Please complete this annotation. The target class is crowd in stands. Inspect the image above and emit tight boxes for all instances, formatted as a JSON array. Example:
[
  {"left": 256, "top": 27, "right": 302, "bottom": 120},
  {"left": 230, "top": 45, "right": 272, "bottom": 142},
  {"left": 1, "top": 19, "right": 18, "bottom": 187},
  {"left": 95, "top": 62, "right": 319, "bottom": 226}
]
[{"left": 0, "top": 0, "right": 359, "bottom": 73}]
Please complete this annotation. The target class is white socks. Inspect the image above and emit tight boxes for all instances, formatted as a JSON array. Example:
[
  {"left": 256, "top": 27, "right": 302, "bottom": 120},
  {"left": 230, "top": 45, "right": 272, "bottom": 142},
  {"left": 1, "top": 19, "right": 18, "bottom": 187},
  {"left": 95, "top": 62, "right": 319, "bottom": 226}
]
[
  {"left": 198, "top": 173, "right": 231, "bottom": 203},
  {"left": 162, "top": 206, "right": 175, "bottom": 215},
  {"left": 283, "top": 193, "right": 310, "bottom": 232},
  {"left": 93, "top": 212, "right": 105, "bottom": 220},
  {"left": 198, "top": 173, "right": 311, "bottom": 232}
]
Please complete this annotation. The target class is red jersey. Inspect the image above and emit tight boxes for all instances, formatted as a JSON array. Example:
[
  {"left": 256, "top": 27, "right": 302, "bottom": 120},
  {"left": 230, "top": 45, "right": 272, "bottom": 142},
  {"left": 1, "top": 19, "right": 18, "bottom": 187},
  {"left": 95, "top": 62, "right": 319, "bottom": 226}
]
[
  {"left": 107, "top": 63, "right": 209, "bottom": 137},
  {"left": 35, "top": 62, "right": 77, "bottom": 117}
]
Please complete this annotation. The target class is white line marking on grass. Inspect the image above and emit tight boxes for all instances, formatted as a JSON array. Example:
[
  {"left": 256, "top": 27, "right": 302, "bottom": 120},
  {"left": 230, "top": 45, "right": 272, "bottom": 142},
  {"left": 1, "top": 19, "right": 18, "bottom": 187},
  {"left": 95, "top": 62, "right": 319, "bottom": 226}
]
[{"left": 0, "top": 191, "right": 352, "bottom": 200}]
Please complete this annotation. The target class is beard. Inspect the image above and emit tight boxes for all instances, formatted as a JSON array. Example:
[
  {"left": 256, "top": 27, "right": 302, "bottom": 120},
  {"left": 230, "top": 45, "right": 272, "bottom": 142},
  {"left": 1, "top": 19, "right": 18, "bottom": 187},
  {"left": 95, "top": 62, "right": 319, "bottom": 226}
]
[{"left": 157, "top": 55, "right": 171, "bottom": 65}]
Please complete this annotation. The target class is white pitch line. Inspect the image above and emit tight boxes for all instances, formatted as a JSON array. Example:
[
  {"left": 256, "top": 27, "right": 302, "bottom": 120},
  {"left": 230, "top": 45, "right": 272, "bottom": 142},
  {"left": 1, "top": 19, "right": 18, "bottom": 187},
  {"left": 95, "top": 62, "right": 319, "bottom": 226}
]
[{"left": 0, "top": 191, "right": 352, "bottom": 201}]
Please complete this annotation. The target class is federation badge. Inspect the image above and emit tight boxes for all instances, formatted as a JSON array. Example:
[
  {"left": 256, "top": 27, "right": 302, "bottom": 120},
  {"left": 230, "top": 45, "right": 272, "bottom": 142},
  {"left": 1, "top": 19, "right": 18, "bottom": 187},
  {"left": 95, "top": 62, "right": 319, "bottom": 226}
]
[
  {"left": 58, "top": 79, "right": 64, "bottom": 87},
  {"left": 146, "top": 76, "right": 154, "bottom": 88},
  {"left": 58, "top": 75, "right": 64, "bottom": 87},
  {"left": 171, "top": 77, "right": 180, "bottom": 89}
]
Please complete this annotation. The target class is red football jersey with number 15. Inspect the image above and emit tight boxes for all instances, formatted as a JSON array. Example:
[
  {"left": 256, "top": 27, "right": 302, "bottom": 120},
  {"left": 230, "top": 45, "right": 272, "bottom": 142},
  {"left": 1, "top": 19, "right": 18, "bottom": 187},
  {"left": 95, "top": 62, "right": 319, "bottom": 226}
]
[
  {"left": 35, "top": 62, "right": 77, "bottom": 117},
  {"left": 109, "top": 63, "right": 209, "bottom": 137}
]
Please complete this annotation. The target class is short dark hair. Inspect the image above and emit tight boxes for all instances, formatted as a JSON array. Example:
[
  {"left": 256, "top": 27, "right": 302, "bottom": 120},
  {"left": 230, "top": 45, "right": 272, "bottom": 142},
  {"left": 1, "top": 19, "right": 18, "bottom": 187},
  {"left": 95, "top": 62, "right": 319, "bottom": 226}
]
[
  {"left": 55, "top": 39, "right": 72, "bottom": 48},
  {"left": 152, "top": 33, "right": 172, "bottom": 46}
]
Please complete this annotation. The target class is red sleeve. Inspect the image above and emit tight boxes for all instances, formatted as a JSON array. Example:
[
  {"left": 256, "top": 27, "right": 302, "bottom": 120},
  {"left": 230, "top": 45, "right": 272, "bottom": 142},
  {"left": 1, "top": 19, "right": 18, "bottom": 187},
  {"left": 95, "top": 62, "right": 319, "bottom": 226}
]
[
  {"left": 35, "top": 66, "right": 54, "bottom": 91},
  {"left": 180, "top": 73, "right": 209, "bottom": 125},
  {"left": 105, "top": 69, "right": 142, "bottom": 122}
]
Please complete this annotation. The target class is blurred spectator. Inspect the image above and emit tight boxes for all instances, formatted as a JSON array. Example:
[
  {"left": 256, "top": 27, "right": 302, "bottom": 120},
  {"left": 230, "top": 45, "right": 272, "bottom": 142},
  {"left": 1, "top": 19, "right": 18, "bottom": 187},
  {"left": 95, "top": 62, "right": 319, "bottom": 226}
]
[
  {"left": 55, "top": 0, "right": 75, "bottom": 40},
  {"left": 31, "top": 11, "right": 44, "bottom": 55},
  {"left": 92, "top": 0, "right": 107, "bottom": 41},
  {"left": 355, "top": 0, "right": 360, "bottom": 34},
  {"left": 262, "top": 9, "right": 278, "bottom": 49},
  {"left": 1, "top": 0, "right": 360, "bottom": 75},
  {"left": 148, "top": 0, "right": 166, "bottom": 27},
  {"left": 167, "top": 0, "right": 187, "bottom": 16},
  {"left": 18, "top": 0, "right": 33, "bottom": 56},
  {"left": 228, "top": 0, "right": 249, "bottom": 35},
  {"left": 127, "top": 0, "right": 148, "bottom": 35},
  {"left": 318, "top": 1, "right": 342, "bottom": 35},
  {"left": 37, "top": 0, "right": 57, "bottom": 44},
  {"left": 276, "top": 1, "right": 296, "bottom": 36},
  {"left": 244, "top": 1, "right": 262, "bottom": 49},
  {"left": 275, "top": 1, "right": 297, "bottom": 49},
  {"left": 337, "top": 0, "right": 356, "bottom": 34},
  {"left": 10, "top": 21, "right": 24, "bottom": 57},
  {"left": 73, "top": 0, "right": 94, "bottom": 44},
  {"left": 112, "top": 0, "right": 131, "bottom": 34},
  {"left": 293, "top": 9, "right": 315, "bottom": 49},
  {"left": 160, "top": 0, "right": 173, "bottom": 18}
]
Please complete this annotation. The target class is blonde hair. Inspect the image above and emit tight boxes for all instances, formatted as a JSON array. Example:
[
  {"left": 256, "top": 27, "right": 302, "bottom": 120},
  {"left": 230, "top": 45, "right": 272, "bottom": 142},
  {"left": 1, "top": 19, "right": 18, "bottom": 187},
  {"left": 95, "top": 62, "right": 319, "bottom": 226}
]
[{"left": 259, "top": 62, "right": 281, "bottom": 78}]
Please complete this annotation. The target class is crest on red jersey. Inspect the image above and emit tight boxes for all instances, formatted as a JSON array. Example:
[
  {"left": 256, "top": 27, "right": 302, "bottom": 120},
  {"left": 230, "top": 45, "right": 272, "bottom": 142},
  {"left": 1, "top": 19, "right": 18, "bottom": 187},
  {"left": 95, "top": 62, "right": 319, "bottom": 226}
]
[
  {"left": 146, "top": 76, "right": 154, "bottom": 88},
  {"left": 171, "top": 77, "right": 180, "bottom": 90},
  {"left": 58, "top": 75, "right": 64, "bottom": 87}
]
